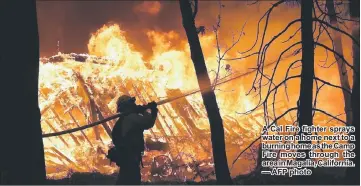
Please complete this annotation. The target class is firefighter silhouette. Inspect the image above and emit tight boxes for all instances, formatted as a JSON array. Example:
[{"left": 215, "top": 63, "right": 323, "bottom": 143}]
[{"left": 108, "top": 95, "right": 158, "bottom": 185}]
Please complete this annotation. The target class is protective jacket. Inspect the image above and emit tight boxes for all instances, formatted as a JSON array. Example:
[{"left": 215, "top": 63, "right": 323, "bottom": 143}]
[{"left": 111, "top": 110, "right": 156, "bottom": 153}]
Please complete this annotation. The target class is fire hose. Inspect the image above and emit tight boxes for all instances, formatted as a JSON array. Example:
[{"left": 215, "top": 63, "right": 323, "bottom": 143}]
[
  {"left": 41, "top": 70, "right": 252, "bottom": 138},
  {"left": 41, "top": 50, "right": 297, "bottom": 138},
  {"left": 41, "top": 82, "right": 221, "bottom": 138}
]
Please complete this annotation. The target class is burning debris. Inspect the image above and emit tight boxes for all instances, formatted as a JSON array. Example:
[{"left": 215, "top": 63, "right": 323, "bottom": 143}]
[
  {"left": 37, "top": 22, "right": 346, "bottom": 182},
  {"left": 39, "top": 51, "right": 270, "bottom": 181},
  {"left": 38, "top": 23, "right": 296, "bottom": 181}
]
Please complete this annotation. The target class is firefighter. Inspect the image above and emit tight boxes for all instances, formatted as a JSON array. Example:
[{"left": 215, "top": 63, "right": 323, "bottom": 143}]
[{"left": 109, "top": 95, "right": 158, "bottom": 185}]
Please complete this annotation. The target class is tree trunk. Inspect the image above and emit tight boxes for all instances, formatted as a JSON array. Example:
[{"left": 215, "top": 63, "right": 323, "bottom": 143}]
[
  {"left": 178, "top": 0, "right": 232, "bottom": 184},
  {"left": 326, "top": 0, "right": 353, "bottom": 126},
  {"left": 346, "top": 0, "right": 360, "bottom": 184},
  {"left": 0, "top": 0, "right": 46, "bottom": 184},
  {"left": 297, "top": 0, "right": 314, "bottom": 160}
]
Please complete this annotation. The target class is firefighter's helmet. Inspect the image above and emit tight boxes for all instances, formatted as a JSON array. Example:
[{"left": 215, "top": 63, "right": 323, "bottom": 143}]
[{"left": 117, "top": 95, "right": 135, "bottom": 110}]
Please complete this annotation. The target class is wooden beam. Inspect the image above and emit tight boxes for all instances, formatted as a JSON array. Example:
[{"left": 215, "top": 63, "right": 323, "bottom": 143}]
[
  {"left": 43, "top": 120, "right": 70, "bottom": 148},
  {"left": 66, "top": 109, "right": 94, "bottom": 148},
  {"left": 50, "top": 108, "right": 80, "bottom": 146}
]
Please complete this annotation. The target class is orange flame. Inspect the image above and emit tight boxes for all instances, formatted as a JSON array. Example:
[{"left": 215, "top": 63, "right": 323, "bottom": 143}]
[{"left": 39, "top": 22, "right": 348, "bottom": 181}]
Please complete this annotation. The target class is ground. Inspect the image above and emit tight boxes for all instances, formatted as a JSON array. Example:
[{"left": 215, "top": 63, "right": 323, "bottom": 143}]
[{"left": 46, "top": 171, "right": 350, "bottom": 185}]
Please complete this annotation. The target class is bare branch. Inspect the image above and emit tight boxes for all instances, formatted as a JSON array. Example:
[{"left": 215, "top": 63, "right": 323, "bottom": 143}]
[
  {"left": 314, "top": 77, "right": 352, "bottom": 94},
  {"left": 212, "top": 0, "right": 247, "bottom": 89},
  {"left": 237, "top": 75, "right": 301, "bottom": 115},
  {"left": 239, "top": 0, "right": 286, "bottom": 55},
  {"left": 315, "top": 42, "right": 355, "bottom": 71},
  {"left": 314, "top": 18, "right": 360, "bottom": 46},
  {"left": 315, "top": 0, "right": 359, "bottom": 24},
  {"left": 318, "top": 45, "right": 329, "bottom": 63},
  {"left": 246, "top": 20, "right": 301, "bottom": 107},
  {"left": 247, "top": 0, "right": 259, "bottom": 5},
  {"left": 313, "top": 108, "right": 347, "bottom": 125},
  {"left": 282, "top": 27, "right": 301, "bottom": 43},
  {"left": 313, "top": 80, "right": 326, "bottom": 118},
  {"left": 257, "top": 41, "right": 301, "bottom": 106},
  {"left": 223, "top": 52, "right": 259, "bottom": 61},
  {"left": 284, "top": 60, "right": 302, "bottom": 101},
  {"left": 231, "top": 107, "right": 298, "bottom": 168},
  {"left": 325, "top": 112, "right": 346, "bottom": 124}
]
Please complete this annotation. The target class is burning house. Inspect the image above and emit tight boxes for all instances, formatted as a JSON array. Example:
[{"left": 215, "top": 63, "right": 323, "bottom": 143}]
[
  {"left": 38, "top": 24, "right": 287, "bottom": 181},
  {"left": 36, "top": 1, "right": 352, "bottom": 182}
]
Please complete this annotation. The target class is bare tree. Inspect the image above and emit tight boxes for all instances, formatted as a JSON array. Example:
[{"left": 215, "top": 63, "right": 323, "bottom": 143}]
[
  {"left": 211, "top": 1, "right": 246, "bottom": 90},
  {"left": 229, "top": 1, "right": 358, "bottom": 182},
  {"left": 178, "top": 0, "right": 233, "bottom": 184},
  {"left": 324, "top": 0, "right": 352, "bottom": 126},
  {"left": 346, "top": 0, "right": 359, "bottom": 184},
  {"left": 297, "top": 0, "right": 315, "bottom": 160},
  {"left": 0, "top": 0, "right": 46, "bottom": 184}
]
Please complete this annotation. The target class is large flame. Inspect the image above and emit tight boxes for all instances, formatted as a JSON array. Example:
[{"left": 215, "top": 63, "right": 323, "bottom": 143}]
[{"left": 39, "top": 22, "right": 348, "bottom": 181}]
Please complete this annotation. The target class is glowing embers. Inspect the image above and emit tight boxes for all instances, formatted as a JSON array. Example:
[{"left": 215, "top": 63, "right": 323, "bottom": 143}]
[
  {"left": 38, "top": 54, "right": 261, "bottom": 180},
  {"left": 38, "top": 23, "right": 259, "bottom": 180}
]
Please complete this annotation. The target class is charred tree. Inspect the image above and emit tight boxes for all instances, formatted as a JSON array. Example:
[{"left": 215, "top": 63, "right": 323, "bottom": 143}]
[
  {"left": 297, "top": 0, "right": 314, "bottom": 159},
  {"left": 346, "top": 0, "right": 360, "bottom": 184},
  {"left": 0, "top": 0, "right": 46, "bottom": 184},
  {"left": 325, "top": 0, "right": 352, "bottom": 126},
  {"left": 178, "top": 0, "right": 233, "bottom": 184}
]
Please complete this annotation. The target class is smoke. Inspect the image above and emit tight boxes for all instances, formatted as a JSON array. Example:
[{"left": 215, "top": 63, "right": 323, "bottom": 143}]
[
  {"left": 133, "top": 1, "right": 162, "bottom": 15},
  {"left": 34, "top": 1, "right": 258, "bottom": 58}
]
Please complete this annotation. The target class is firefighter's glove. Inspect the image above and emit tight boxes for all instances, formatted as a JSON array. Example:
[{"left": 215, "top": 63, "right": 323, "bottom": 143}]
[{"left": 148, "top": 101, "right": 158, "bottom": 109}]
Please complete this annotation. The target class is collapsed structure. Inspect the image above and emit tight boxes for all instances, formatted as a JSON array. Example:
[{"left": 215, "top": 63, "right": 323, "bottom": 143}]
[
  {"left": 39, "top": 23, "right": 346, "bottom": 182},
  {"left": 39, "top": 53, "right": 293, "bottom": 181}
]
